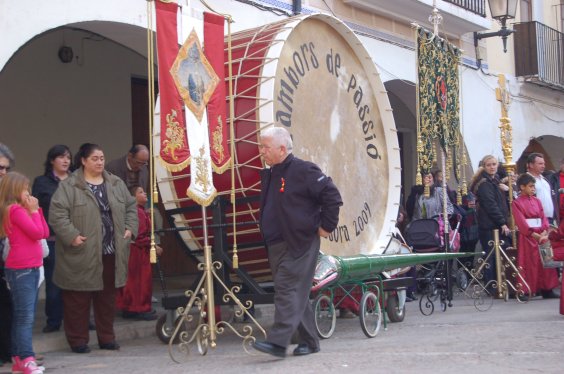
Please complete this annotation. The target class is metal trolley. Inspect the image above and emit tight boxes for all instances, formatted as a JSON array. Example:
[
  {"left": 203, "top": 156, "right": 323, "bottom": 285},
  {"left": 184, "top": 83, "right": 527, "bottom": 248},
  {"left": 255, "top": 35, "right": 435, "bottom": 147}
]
[{"left": 312, "top": 275, "right": 410, "bottom": 339}]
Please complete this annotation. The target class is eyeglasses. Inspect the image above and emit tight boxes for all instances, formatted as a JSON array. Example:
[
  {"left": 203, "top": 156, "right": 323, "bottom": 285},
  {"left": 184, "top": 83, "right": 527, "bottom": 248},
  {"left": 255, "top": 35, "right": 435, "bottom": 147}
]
[
  {"left": 0, "top": 165, "right": 10, "bottom": 172},
  {"left": 132, "top": 158, "right": 148, "bottom": 166}
]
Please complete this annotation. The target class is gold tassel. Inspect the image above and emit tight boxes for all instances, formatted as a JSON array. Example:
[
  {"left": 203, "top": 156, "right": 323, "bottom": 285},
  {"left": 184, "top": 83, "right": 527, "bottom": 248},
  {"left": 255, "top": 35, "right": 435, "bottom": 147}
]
[
  {"left": 232, "top": 244, "right": 238, "bottom": 269},
  {"left": 150, "top": 243, "right": 157, "bottom": 264},
  {"left": 456, "top": 188, "right": 462, "bottom": 205},
  {"left": 424, "top": 184, "right": 430, "bottom": 198},
  {"left": 416, "top": 172, "right": 422, "bottom": 186}
]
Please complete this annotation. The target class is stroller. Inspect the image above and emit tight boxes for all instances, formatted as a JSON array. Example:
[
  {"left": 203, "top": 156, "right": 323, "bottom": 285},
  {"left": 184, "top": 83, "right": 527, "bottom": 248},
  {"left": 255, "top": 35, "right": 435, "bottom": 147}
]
[{"left": 405, "top": 215, "right": 462, "bottom": 315}]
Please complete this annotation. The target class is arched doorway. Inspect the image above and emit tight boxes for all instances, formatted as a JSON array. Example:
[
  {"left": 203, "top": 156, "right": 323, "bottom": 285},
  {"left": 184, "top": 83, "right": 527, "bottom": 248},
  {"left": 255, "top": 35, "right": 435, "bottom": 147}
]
[
  {"left": 0, "top": 22, "right": 194, "bottom": 277},
  {"left": 385, "top": 79, "right": 416, "bottom": 204},
  {"left": 516, "top": 135, "right": 564, "bottom": 174}
]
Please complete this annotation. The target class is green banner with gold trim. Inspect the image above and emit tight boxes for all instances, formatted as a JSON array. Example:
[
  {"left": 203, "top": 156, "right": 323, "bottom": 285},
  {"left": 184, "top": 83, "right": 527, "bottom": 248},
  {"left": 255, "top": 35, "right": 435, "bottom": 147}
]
[{"left": 416, "top": 27, "right": 461, "bottom": 180}]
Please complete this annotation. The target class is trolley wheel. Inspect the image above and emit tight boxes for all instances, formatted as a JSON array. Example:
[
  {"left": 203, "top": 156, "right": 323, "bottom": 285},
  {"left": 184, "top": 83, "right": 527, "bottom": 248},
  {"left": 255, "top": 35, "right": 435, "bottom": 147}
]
[
  {"left": 386, "top": 293, "right": 405, "bottom": 323},
  {"left": 156, "top": 313, "right": 180, "bottom": 344},
  {"left": 359, "top": 291, "right": 382, "bottom": 338},
  {"left": 313, "top": 294, "right": 336, "bottom": 339}
]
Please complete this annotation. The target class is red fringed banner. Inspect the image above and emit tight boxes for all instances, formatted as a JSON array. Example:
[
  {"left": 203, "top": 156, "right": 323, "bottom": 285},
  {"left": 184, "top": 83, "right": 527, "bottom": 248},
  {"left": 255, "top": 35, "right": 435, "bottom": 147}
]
[
  {"left": 156, "top": 1, "right": 190, "bottom": 172},
  {"left": 204, "top": 12, "right": 230, "bottom": 174}
]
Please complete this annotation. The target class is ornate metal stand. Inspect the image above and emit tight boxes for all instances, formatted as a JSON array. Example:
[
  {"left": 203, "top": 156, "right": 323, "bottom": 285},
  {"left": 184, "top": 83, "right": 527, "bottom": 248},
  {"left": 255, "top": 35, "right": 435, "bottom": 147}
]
[
  {"left": 461, "top": 229, "right": 531, "bottom": 305},
  {"left": 453, "top": 258, "right": 494, "bottom": 311},
  {"left": 167, "top": 207, "right": 265, "bottom": 362}
]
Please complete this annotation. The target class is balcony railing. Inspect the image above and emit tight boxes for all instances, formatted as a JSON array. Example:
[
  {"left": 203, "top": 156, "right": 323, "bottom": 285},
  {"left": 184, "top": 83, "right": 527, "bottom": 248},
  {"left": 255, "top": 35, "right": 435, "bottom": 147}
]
[
  {"left": 514, "top": 21, "right": 564, "bottom": 90},
  {"left": 443, "top": 0, "right": 486, "bottom": 17}
]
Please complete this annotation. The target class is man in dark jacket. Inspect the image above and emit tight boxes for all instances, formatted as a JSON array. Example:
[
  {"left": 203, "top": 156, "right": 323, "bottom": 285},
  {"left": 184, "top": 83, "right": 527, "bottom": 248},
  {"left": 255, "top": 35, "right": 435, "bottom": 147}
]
[
  {"left": 252, "top": 127, "right": 342, "bottom": 358},
  {"left": 105, "top": 145, "right": 149, "bottom": 191}
]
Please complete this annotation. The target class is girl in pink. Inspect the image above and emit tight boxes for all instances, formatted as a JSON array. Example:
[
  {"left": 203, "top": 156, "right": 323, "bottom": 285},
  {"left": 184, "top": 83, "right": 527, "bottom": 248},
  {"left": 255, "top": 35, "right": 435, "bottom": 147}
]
[{"left": 0, "top": 172, "right": 49, "bottom": 374}]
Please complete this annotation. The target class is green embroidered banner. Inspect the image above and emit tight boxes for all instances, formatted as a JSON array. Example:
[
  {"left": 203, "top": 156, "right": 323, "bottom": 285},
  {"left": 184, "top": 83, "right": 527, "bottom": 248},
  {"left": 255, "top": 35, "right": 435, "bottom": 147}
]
[{"left": 416, "top": 27, "right": 461, "bottom": 179}]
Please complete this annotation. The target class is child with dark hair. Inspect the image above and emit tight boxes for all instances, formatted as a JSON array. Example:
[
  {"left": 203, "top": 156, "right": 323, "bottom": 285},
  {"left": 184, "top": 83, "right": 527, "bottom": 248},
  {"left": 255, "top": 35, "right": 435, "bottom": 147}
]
[
  {"left": 512, "top": 173, "right": 559, "bottom": 299},
  {"left": 116, "top": 186, "right": 161, "bottom": 320}
]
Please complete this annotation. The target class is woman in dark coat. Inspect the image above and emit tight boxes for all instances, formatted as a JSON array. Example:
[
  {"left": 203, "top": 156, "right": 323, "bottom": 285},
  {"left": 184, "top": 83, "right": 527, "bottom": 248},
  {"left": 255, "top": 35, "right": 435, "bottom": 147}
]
[
  {"left": 469, "top": 155, "right": 510, "bottom": 284},
  {"left": 32, "top": 145, "right": 72, "bottom": 333}
]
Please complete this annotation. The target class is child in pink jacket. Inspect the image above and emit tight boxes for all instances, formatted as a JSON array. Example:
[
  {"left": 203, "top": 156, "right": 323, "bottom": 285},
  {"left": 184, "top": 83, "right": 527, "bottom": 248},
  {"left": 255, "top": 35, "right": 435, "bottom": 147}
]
[{"left": 0, "top": 172, "right": 49, "bottom": 374}]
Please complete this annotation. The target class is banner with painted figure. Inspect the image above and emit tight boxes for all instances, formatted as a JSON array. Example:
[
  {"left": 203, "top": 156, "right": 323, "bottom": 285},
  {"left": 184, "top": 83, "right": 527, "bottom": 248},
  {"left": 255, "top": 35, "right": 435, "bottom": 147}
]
[
  {"left": 416, "top": 27, "right": 461, "bottom": 179},
  {"left": 171, "top": 28, "right": 219, "bottom": 206},
  {"left": 155, "top": 1, "right": 190, "bottom": 172}
]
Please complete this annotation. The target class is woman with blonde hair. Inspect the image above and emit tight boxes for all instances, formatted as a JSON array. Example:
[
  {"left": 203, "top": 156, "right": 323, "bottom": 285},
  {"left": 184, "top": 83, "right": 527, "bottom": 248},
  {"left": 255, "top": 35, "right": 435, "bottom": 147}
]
[
  {"left": 0, "top": 172, "right": 49, "bottom": 374},
  {"left": 469, "top": 155, "right": 510, "bottom": 284}
]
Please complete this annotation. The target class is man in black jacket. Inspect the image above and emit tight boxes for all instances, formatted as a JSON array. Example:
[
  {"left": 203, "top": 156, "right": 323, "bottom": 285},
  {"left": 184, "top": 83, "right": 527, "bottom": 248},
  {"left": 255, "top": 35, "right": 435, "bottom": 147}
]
[{"left": 252, "top": 127, "right": 342, "bottom": 358}]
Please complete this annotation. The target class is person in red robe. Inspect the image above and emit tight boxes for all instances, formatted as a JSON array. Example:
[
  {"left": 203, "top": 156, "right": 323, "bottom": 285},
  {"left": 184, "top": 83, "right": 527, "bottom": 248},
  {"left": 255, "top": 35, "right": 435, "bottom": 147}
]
[
  {"left": 549, "top": 219, "right": 564, "bottom": 315},
  {"left": 116, "top": 186, "right": 162, "bottom": 320},
  {"left": 512, "top": 174, "right": 559, "bottom": 299}
]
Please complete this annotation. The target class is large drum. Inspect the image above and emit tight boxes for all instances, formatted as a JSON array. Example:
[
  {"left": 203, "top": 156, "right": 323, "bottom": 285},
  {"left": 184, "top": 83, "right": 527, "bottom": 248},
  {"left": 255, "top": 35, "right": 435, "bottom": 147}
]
[{"left": 154, "top": 14, "right": 401, "bottom": 282}]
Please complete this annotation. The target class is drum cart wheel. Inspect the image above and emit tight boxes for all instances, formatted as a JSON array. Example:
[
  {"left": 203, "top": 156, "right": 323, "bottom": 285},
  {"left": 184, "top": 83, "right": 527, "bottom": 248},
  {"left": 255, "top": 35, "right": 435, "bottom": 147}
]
[
  {"left": 359, "top": 291, "right": 382, "bottom": 338},
  {"left": 386, "top": 291, "right": 405, "bottom": 323},
  {"left": 313, "top": 294, "right": 336, "bottom": 339},
  {"left": 156, "top": 312, "right": 182, "bottom": 344}
]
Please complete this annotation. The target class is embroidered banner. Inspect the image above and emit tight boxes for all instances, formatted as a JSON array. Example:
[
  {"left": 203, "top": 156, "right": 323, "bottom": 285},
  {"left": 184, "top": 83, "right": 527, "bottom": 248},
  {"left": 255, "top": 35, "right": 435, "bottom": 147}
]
[
  {"left": 171, "top": 29, "right": 219, "bottom": 206},
  {"left": 204, "top": 12, "right": 231, "bottom": 174},
  {"left": 155, "top": 1, "right": 190, "bottom": 172},
  {"left": 416, "top": 27, "right": 461, "bottom": 178}
]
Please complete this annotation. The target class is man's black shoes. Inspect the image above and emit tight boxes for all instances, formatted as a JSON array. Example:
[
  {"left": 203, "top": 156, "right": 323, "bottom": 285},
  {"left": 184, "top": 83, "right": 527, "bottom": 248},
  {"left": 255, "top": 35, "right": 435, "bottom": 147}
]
[
  {"left": 42, "top": 325, "right": 60, "bottom": 333},
  {"left": 71, "top": 345, "right": 91, "bottom": 354},
  {"left": 252, "top": 340, "right": 286, "bottom": 358},
  {"left": 293, "top": 344, "right": 320, "bottom": 356},
  {"left": 541, "top": 290, "right": 560, "bottom": 299}
]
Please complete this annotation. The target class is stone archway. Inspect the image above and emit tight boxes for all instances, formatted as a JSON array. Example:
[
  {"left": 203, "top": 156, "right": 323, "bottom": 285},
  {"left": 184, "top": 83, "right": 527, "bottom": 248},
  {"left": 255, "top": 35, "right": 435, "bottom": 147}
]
[{"left": 516, "top": 135, "right": 564, "bottom": 174}]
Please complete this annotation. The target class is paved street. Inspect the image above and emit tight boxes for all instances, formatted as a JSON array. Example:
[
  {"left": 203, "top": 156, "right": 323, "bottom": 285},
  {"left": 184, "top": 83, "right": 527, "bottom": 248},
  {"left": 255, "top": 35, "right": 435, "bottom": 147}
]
[{"left": 2, "top": 291, "right": 563, "bottom": 374}]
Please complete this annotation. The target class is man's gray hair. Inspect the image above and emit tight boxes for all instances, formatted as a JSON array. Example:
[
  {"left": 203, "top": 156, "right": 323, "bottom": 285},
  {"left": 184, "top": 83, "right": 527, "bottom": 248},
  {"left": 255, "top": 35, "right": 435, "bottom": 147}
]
[
  {"left": 0, "top": 143, "right": 15, "bottom": 166},
  {"left": 260, "top": 127, "right": 293, "bottom": 153}
]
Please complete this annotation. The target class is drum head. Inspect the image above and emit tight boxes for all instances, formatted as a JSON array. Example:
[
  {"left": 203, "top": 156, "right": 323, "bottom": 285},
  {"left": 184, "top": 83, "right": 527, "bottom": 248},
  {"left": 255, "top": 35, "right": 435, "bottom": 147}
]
[{"left": 261, "top": 15, "right": 400, "bottom": 255}]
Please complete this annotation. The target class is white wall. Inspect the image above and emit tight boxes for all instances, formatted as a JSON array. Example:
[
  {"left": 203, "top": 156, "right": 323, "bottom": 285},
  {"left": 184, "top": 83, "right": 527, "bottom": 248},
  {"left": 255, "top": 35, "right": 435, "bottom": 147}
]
[{"left": 0, "top": 28, "right": 147, "bottom": 178}]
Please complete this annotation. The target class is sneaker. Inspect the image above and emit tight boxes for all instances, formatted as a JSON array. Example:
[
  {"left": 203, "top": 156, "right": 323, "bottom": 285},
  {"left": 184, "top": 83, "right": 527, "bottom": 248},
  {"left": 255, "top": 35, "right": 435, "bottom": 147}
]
[
  {"left": 19, "top": 357, "right": 44, "bottom": 374},
  {"left": 11, "top": 356, "right": 21, "bottom": 373},
  {"left": 11, "top": 356, "right": 44, "bottom": 373}
]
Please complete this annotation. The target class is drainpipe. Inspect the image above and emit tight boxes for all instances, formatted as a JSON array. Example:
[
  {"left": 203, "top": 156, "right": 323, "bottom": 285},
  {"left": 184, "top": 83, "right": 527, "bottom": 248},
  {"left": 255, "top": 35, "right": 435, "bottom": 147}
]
[{"left": 293, "top": 0, "right": 302, "bottom": 15}]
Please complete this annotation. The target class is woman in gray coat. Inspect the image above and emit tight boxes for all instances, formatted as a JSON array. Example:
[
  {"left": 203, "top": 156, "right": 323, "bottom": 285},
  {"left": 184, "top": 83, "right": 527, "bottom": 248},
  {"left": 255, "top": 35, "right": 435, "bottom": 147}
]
[{"left": 49, "top": 143, "right": 138, "bottom": 354}]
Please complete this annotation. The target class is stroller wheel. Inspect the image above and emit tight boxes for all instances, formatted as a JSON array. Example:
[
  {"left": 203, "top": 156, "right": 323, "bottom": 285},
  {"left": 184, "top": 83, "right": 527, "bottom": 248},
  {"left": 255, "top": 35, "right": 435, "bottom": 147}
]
[{"left": 455, "top": 269, "right": 469, "bottom": 290}]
